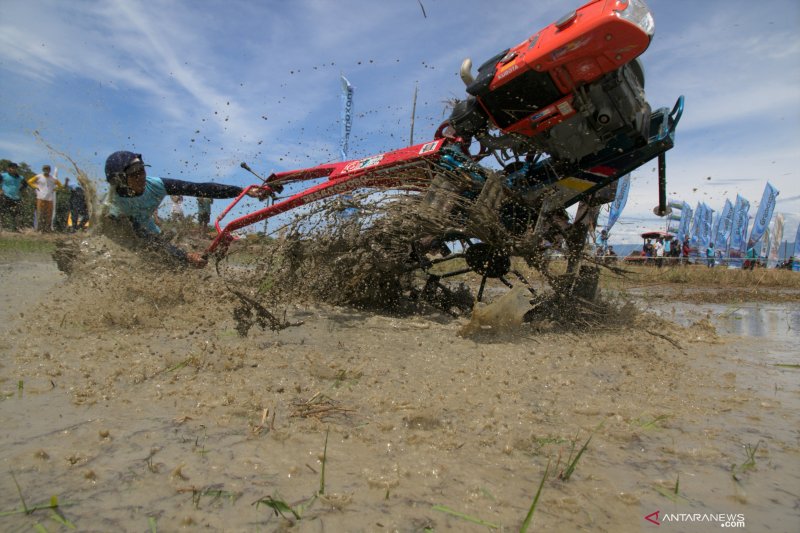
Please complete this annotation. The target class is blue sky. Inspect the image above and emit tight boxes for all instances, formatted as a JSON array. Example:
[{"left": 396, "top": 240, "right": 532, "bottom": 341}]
[{"left": 1, "top": 0, "right": 798, "bottom": 243}]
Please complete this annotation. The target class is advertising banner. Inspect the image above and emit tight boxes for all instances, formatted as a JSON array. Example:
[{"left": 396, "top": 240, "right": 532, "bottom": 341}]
[
  {"left": 340, "top": 75, "right": 354, "bottom": 161},
  {"left": 604, "top": 174, "right": 630, "bottom": 233},
  {"left": 746, "top": 182, "right": 779, "bottom": 250}
]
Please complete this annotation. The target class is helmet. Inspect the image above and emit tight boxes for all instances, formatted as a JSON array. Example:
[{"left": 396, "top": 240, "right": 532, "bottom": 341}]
[{"left": 105, "top": 151, "right": 144, "bottom": 187}]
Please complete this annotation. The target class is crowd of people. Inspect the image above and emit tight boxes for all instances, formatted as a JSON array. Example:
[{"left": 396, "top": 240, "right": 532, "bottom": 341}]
[
  {"left": 0, "top": 162, "right": 88, "bottom": 233},
  {"left": 639, "top": 236, "right": 684, "bottom": 267}
]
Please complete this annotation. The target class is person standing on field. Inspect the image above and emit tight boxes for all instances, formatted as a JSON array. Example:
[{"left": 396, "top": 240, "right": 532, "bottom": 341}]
[
  {"left": 27, "top": 165, "right": 63, "bottom": 232},
  {"left": 0, "top": 162, "right": 32, "bottom": 232}
]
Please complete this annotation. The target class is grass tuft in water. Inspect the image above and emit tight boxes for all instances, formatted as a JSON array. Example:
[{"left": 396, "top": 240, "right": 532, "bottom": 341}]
[
  {"left": 731, "top": 440, "right": 761, "bottom": 482},
  {"left": 558, "top": 432, "right": 593, "bottom": 481},
  {"left": 1, "top": 474, "right": 75, "bottom": 528},
  {"left": 253, "top": 429, "right": 331, "bottom": 523}
]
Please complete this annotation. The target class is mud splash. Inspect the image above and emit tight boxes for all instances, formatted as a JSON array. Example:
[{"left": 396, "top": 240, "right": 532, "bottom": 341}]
[{"left": 2, "top": 231, "right": 798, "bottom": 531}]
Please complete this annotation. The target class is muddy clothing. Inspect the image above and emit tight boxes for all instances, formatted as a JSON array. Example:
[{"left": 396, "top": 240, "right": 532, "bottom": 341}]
[{"left": 105, "top": 175, "right": 244, "bottom": 262}]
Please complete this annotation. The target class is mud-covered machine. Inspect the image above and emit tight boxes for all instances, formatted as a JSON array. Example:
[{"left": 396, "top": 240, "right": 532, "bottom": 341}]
[{"left": 206, "top": 0, "right": 683, "bottom": 306}]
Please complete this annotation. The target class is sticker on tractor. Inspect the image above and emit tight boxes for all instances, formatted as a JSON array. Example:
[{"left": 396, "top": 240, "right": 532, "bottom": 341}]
[
  {"left": 530, "top": 106, "right": 555, "bottom": 122},
  {"left": 557, "top": 101, "right": 574, "bottom": 115},
  {"left": 343, "top": 154, "right": 384, "bottom": 173},
  {"left": 419, "top": 141, "right": 441, "bottom": 155}
]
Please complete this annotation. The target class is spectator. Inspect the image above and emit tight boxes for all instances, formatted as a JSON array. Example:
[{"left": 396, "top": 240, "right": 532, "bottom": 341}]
[
  {"left": 170, "top": 195, "right": 184, "bottom": 219},
  {"left": 596, "top": 229, "right": 609, "bottom": 255},
  {"left": 682, "top": 238, "right": 691, "bottom": 265},
  {"left": 706, "top": 242, "right": 715, "bottom": 268},
  {"left": 643, "top": 238, "right": 653, "bottom": 264},
  {"left": 197, "top": 196, "right": 213, "bottom": 233},
  {"left": 68, "top": 181, "right": 90, "bottom": 231},
  {"left": 0, "top": 162, "right": 32, "bottom": 232},
  {"left": 53, "top": 177, "right": 72, "bottom": 232},
  {"left": 27, "top": 164, "right": 63, "bottom": 232},
  {"left": 744, "top": 245, "right": 757, "bottom": 270},
  {"left": 654, "top": 237, "right": 664, "bottom": 268}
]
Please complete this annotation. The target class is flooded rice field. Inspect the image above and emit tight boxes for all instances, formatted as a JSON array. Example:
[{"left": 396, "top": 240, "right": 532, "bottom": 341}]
[{"left": 0, "top": 251, "right": 798, "bottom": 532}]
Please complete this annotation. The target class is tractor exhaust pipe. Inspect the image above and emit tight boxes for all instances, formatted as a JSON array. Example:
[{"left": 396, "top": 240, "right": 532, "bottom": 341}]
[{"left": 460, "top": 58, "right": 474, "bottom": 86}]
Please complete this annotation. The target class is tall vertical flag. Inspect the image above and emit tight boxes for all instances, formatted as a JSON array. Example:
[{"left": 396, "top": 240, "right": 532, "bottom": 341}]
[
  {"left": 700, "top": 203, "right": 714, "bottom": 249},
  {"left": 677, "top": 202, "right": 692, "bottom": 243},
  {"left": 689, "top": 202, "right": 704, "bottom": 252},
  {"left": 714, "top": 198, "right": 734, "bottom": 254},
  {"left": 604, "top": 174, "right": 630, "bottom": 233},
  {"left": 340, "top": 75, "right": 354, "bottom": 161},
  {"left": 729, "top": 194, "right": 750, "bottom": 266},
  {"left": 793, "top": 222, "right": 800, "bottom": 272},
  {"left": 768, "top": 214, "right": 784, "bottom": 267},
  {"left": 746, "top": 182, "right": 779, "bottom": 250},
  {"left": 760, "top": 227, "right": 770, "bottom": 259}
]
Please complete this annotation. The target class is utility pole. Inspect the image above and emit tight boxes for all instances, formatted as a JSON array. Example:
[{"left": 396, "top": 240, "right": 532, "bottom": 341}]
[{"left": 409, "top": 82, "right": 418, "bottom": 146}]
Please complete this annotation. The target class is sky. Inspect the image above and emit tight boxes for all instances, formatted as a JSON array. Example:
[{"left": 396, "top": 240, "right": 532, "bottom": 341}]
[{"left": 1, "top": 0, "right": 798, "bottom": 244}]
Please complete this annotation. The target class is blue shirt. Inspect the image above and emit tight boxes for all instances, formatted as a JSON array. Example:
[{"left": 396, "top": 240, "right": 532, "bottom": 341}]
[
  {"left": 1, "top": 172, "right": 26, "bottom": 200},
  {"left": 107, "top": 175, "right": 167, "bottom": 234}
]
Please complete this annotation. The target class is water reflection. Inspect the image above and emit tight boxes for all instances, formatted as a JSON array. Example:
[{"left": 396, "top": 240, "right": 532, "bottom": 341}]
[{"left": 711, "top": 304, "right": 800, "bottom": 341}]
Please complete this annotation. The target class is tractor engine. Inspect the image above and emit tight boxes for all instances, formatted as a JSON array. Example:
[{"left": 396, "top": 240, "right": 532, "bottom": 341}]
[{"left": 448, "top": 0, "right": 656, "bottom": 164}]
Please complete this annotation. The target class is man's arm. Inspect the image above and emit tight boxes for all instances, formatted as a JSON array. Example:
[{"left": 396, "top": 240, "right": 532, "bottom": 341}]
[{"left": 161, "top": 178, "right": 243, "bottom": 199}]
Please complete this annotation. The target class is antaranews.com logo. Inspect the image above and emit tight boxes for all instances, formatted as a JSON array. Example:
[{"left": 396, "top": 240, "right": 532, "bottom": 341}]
[{"left": 645, "top": 510, "right": 746, "bottom": 528}]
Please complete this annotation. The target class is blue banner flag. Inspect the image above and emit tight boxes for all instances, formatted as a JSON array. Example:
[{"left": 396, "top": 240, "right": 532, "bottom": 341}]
[
  {"left": 728, "top": 195, "right": 750, "bottom": 267},
  {"left": 700, "top": 203, "right": 714, "bottom": 249},
  {"left": 714, "top": 199, "right": 734, "bottom": 254},
  {"left": 794, "top": 223, "right": 800, "bottom": 272},
  {"left": 747, "top": 182, "right": 779, "bottom": 249},
  {"left": 340, "top": 75, "right": 354, "bottom": 161},
  {"left": 729, "top": 195, "right": 750, "bottom": 252},
  {"left": 677, "top": 202, "right": 692, "bottom": 243},
  {"left": 689, "top": 202, "right": 704, "bottom": 251},
  {"left": 604, "top": 174, "right": 630, "bottom": 233}
]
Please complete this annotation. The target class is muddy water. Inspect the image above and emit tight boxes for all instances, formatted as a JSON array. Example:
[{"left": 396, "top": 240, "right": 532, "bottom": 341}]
[{"left": 1, "top": 254, "right": 798, "bottom": 532}]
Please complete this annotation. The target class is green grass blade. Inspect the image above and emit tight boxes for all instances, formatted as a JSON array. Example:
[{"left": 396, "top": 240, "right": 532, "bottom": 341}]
[
  {"left": 254, "top": 496, "right": 301, "bottom": 520},
  {"left": 432, "top": 505, "right": 500, "bottom": 529},
  {"left": 520, "top": 460, "right": 550, "bottom": 533},
  {"left": 320, "top": 428, "right": 329, "bottom": 495},
  {"left": 561, "top": 434, "right": 592, "bottom": 481},
  {"left": 10, "top": 472, "right": 29, "bottom": 514}
]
